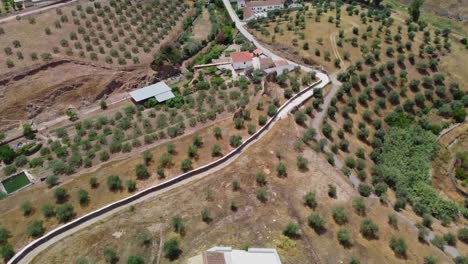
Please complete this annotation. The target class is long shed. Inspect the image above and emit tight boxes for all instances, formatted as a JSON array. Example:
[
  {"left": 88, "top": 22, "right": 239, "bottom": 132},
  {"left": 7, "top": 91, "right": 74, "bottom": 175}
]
[{"left": 129, "top": 81, "right": 175, "bottom": 103}]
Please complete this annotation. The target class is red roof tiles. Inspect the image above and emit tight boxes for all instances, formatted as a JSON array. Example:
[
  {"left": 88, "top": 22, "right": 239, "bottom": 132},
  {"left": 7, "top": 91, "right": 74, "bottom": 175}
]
[{"left": 231, "top": 51, "right": 253, "bottom": 63}]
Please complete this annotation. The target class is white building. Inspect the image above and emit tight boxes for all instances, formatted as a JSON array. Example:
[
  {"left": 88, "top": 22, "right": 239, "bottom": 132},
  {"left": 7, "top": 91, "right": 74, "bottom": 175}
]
[
  {"left": 241, "top": 0, "right": 285, "bottom": 20},
  {"left": 129, "top": 81, "right": 175, "bottom": 103},
  {"left": 189, "top": 247, "right": 282, "bottom": 264},
  {"left": 231, "top": 51, "right": 253, "bottom": 71}
]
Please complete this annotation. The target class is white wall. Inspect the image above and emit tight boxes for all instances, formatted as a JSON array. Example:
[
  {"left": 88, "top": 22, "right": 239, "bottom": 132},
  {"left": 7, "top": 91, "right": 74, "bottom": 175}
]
[{"left": 233, "top": 61, "right": 253, "bottom": 70}]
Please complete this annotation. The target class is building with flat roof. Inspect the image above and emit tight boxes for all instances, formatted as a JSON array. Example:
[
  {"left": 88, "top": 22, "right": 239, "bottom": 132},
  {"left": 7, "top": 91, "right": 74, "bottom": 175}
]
[
  {"left": 189, "top": 247, "right": 282, "bottom": 264},
  {"left": 129, "top": 81, "right": 175, "bottom": 103}
]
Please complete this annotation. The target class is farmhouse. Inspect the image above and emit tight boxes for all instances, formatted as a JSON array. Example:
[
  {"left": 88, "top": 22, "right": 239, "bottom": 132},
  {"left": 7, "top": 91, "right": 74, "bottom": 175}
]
[
  {"left": 189, "top": 247, "right": 282, "bottom": 264},
  {"left": 129, "top": 81, "right": 175, "bottom": 104},
  {"left": 231, "top": 51, "right": 253, "bottom": 70},
  {"left": 239, "top": 0, "right": 285, "bottom": 20}
]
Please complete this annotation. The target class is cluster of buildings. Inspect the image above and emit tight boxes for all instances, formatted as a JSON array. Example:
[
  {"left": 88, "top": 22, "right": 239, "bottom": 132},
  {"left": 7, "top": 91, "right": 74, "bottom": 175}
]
[
  {"left": 189, "top": 247, "right": 282, "bottom": 264},
  {"left": 233, "top": 0, "right": 303, "bottom": 20},
  {"left": 230, "top": 49, "right": 294, "bottom": 75}
]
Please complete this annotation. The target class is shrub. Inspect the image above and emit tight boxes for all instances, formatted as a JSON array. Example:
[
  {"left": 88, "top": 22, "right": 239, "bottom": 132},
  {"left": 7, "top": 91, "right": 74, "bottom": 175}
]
[
  {"left": 0, "top": 228, "right": 9, "bottom": 244},
  {"left": 389, "top": 237, "right": 407, "bottom": 257},
  {"left": 142, "top": 151, "right": 153, "bottom": 165},
  {"left": 296, "top": 156, "right": 308, "bottom": 170},
  {"left": 423, "top": 256, "right": 437, "bottom": 264},
  {"left": 229, "top": 135, "right": 242, "bottom": 147},
  {"left": 180, "top": 159, "right": 192, "bottom": 172},
  {"left": 127, "top": 180, "right": 136, "bottom": 192},
  {"left": 328, "top": 184, "right": 337, "bottom": 198},
  {"left": 337, "top": 228, "right": 351, "bottom": 246},
  {"left": 276, "top": 162, "right": 286, "bottom": 176},
  {"left": 283, "top": 222, "right": 300, "bottom": 238},
  {"left": 352, "top": 197, "right": 366, "bottom": 216},
  {"left": 20, "top": 201, "right": 33, "bottom": 216},
  {"left": 431, "top": 235, "right": 446, "bottom": 250},
  {"left": 332, "top": 207, "right": 348, "bottom": 225},
  {"left": 171, "top": 216, "right": 185, "bottom": 234},
  {"left": 55, "top": 203, "right": 74, "bottom": 222},
  {"left": 26, "top": 220, "right": 44, "bottom": 237},
  {"left": 358, "top": 184, "right": 372, "bottom": 197},
  {"left": 41, "top": 204, "right": 55, "bottom": 218},
  {"left": 360, "top": 219, "right": 379, "bottom": 239},
  {"left": 308, "top": 213, "right": 325, "bottom": 233},
  {"left": 127, "top": 256, "right": 144, "bottom": 264},
  {"left": 443, "top": 232, "right": 457, "bottom": 246},
  {"left": 388, "top": 213, "right": 398, "bottom": 228},
  {"left": 107, "top": 175, "right": 122, "bottom": 191},
  {"left": 304, "top": 192, "right": 317, "bottom": 209},
  {"left": 54, "top": 187, "right": 68, "bottom": 203},
  {"left": 77, "top": 189, "right": 89, "bottom": 205},
  {"left": 201, "top": 208, "right": 212, "bottom": 223},
  {"left": 458, "top": 227, "right": 468, "bottom": 243},
  {"left": 135, "top": 164, "right": 149, "bottom": 179},
  {"left": 255, "top": 172, "right": 266, "bottom": 185},
  {"left": 103, "top": 247, "right": 118, "bottom": 263},
  {"left": 256, "top": 187, "right": 267, "bottom": 203},
  {"left": 89, "top": 177, "right": 98, "bottom": 188},
  {"left": 232, "top": 179, "right": 240, "bottom": 191},
  {"left": 422, "top": 214, "right": 432, "bottom": 228},
  {"left": 0, "top": 244, "right": 14, "bottom": 261},
  {"left": 163, "top": 238, "right": 181, "bottom": 260},
  {"left": 46, "top": 175, "right": 59, "bottom": 188}
]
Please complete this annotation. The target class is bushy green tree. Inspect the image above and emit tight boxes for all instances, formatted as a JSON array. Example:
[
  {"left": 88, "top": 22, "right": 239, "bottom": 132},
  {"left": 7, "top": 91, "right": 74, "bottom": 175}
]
[{"left": 283, "top": 222, "right": 300, "bottom": 238}]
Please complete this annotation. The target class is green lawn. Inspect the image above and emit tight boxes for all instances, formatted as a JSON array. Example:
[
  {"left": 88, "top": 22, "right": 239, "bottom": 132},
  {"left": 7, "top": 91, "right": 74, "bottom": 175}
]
[{"left": 1, "top": 172, "right": 31, "bottom": 194}]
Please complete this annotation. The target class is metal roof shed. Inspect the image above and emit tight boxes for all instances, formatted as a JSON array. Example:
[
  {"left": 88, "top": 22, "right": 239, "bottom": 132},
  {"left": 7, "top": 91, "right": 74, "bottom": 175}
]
[{"left": 129, "top": 81, "right": 175, "bottom": 103}]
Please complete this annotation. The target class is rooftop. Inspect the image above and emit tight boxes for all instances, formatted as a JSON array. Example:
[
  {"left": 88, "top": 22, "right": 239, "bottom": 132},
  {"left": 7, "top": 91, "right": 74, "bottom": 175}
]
[
  {"left": 129, "top": 81, "right": 175, "bottom": 103},
  {"left": 204, "top": 247, "right": 282, "bottom": 264},
  {"left": 231, "top": 51, "right": 253, "bottom": 63}
]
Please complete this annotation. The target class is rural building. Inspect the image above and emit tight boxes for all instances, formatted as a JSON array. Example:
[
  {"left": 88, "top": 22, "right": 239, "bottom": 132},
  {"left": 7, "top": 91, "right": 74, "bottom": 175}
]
[
  {"left": 231, "top": 51, "right": 253, "bottom": 70},
  {"left": 260, "top": 57, "right": 275, "bottom": 69},
  {"left": 240, "top": 0, "right": 285, "bottom": 20},
  {"left": 129, "top": 81, "right": 175, "bottom": 104},
  {"left": 189, "top": 247, "right": 282, "bottom": 264},
  {"left": 253, "top": 48, "right": 264, "bottom": 57}
]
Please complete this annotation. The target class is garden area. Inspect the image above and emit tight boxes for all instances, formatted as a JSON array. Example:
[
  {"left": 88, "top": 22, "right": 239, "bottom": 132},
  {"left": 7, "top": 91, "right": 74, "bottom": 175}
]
[{"left": 1, "top": 171, "right": 31, "bottom": 194}]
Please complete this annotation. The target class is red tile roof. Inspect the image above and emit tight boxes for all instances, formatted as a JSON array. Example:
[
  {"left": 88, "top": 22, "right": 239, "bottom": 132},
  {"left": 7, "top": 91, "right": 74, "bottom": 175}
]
[
  {"left": 260, "top": 57, "right": 274, "bottom": 69},
  {"left": 231, "top": 51, "right": 253, "bottom": 63},
  {"left": 274, "top": 60, "right": 289, "bottom": 67},
  {"left": 242, "top": 7, "right": 255, "bottom": 19}
]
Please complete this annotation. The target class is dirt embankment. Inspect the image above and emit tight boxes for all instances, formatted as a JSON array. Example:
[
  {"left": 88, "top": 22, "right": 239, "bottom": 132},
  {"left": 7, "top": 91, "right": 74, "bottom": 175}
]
[
  {"left": 0, "top": 59, "right": 161, "bottom": 130},
  {"left": 398, "top": 0, "right": 468, "bottom": 22}
]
